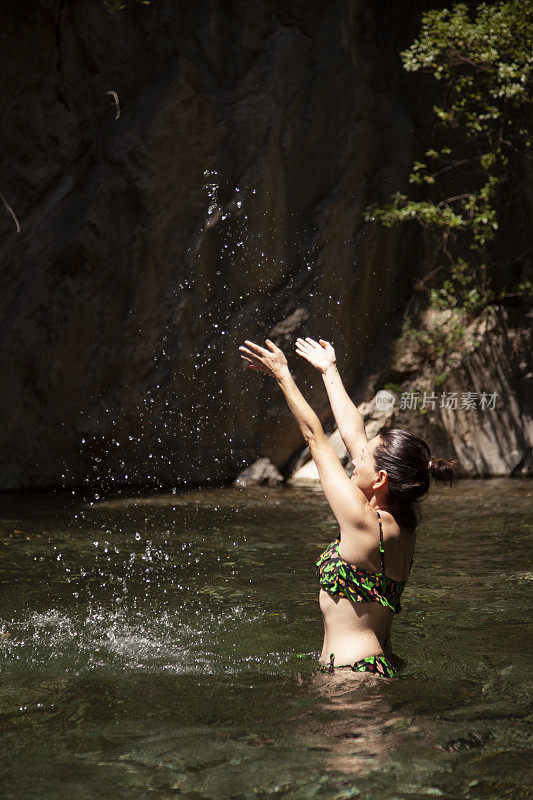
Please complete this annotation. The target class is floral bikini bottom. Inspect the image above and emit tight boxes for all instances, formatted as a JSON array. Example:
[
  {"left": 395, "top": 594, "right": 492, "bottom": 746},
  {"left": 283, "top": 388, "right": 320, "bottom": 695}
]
[{"left": 318, "top": 652, "right": 400, "bottom": 678}]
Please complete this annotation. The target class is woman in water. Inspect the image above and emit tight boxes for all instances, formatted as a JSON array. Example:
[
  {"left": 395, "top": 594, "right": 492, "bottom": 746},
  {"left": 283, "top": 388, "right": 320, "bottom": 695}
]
[{"left": 239, "top": 336, "right": 455, "bottom": 677}]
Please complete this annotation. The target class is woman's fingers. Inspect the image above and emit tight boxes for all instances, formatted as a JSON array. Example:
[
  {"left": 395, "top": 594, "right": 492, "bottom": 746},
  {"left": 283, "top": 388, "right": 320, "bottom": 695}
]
[
  {"left": 239, "top": 348, "right": 266, "bottom": 369},
  {"left": 239, "top": 339, "right": 288, "bottom": 378},
  {"left": 239, "top": 344, "right": 271, "bottom": 364},
  {"left": 239, "top": 345, "right": 260, "bottom": 359},
  {"left": 295, "top": 350, "right": 313, "bottom": 364},
  {"left": 244, "top": 339, "right": 269, "bottom": 356},
  {"left": 295, "top": 342, "right": 313, "bottom": 359},
  {"left": 265, "top": 338, "right": 279, "bottom": 352},
  {"left": 296, "top": 338, "right": 330, "bottom": 350},
  {"left": 266, "top": 339, "right": 283, "bottom": 355},
  {"left": 296, "top": 338, "right": 321, "bottom": 354},
  {"left": 240, "top": 354, "right": 268, "bottom": 372}
]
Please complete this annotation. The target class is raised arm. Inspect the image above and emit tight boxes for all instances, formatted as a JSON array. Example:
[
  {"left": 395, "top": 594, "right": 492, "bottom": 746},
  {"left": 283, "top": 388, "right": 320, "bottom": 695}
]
[
  {"left": 239, "top": 339, "right": 368, "bottom": 529},
  {"left": 295, "top": 338, "right": 368, "bottom": 460}
]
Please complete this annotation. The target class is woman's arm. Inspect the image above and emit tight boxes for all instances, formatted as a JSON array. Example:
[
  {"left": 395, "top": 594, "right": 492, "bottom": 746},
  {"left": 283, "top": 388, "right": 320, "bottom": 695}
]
[
  {"left": 239, "top": 339, "right": 368, "bottom": 528},
  {"left": 295, "top": 338, "right": 368, "bottom": 460}
]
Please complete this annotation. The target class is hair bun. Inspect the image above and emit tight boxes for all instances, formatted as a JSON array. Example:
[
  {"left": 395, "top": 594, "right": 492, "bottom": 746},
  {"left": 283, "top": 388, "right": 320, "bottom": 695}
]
[{"left": 428, "top": 456, "right": 457, "bottom": 485}]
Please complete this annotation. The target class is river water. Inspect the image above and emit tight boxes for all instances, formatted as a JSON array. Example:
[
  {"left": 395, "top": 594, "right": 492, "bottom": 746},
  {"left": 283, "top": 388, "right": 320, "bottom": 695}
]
[{"left": 1, "top": 478, "right": 531, "bottom": 799}]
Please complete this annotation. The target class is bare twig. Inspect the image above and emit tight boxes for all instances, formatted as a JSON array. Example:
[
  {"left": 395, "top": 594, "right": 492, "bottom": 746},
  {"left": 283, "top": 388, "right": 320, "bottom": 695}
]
[
  {"left": 430, "top": 158, "right": 473, "bottom": 179},
  {"left": 0, "top": 192, "right": 20, "bottom": 233},
  {"left": 106, "top": 90, "right": 121, "bottom": 120},
  {"left": 444, "top": 50, "right": 492, "bottom": 73},
  {"left": 414, "top": 265, "right": 445, "bottom": 293},
  {"left": 436, "top": 193, "right": 471, "bottom": 208}
]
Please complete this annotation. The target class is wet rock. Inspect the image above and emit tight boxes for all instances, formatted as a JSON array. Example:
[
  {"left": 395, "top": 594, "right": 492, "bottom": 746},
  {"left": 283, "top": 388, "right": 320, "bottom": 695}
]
[
  {"left": 432, "top": 305, "right": 533, "bottom": 476},
  {"left": 234, "top": 458, "right": 283, "bottom": 487},
  {"left": 380, "top": 304, "right": 533, "bottom": 477}
]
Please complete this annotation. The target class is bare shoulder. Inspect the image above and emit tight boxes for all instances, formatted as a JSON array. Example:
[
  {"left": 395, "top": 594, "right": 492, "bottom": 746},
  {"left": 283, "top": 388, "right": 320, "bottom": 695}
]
[
  {"left": 338, "top": 505, "right": 410, "bottom": 574},
  {"left": 376, "top": 508, "right": 402, "bottom": 540},
  {"left": 338, "top": 503, "right": 384, "bottom": 562}
]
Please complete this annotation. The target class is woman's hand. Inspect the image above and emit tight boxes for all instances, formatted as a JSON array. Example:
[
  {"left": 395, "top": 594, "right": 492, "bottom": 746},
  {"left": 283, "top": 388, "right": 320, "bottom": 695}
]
[
  {"left": 295, "top": 338, "right": 336, "bottom": 374},
  {"left": 239, "top": 339, "right": 289, "bottom": 380}
]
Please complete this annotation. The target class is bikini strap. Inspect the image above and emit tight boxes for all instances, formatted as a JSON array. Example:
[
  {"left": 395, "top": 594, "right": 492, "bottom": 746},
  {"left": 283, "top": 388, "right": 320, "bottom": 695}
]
[{"left": 376, "top": 510, "right": 385, "bottom": 573}]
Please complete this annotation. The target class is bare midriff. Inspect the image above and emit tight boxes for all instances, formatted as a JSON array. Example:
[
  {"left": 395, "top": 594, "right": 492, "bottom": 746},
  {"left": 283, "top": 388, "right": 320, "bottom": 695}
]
[{"left": 318, "top": 588, "right": 394, "bottom": 666}]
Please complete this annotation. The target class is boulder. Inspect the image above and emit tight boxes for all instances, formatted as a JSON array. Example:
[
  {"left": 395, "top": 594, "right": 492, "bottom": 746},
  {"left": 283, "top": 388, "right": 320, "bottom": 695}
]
[{"left": 234, "top": 458, "right": 283, "bottom": 487}]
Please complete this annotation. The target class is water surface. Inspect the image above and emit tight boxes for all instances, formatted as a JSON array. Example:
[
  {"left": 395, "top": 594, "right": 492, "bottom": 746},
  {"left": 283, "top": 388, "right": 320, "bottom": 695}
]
[{"left": 1, "top": 479, "right": 531, "bottom": 799}]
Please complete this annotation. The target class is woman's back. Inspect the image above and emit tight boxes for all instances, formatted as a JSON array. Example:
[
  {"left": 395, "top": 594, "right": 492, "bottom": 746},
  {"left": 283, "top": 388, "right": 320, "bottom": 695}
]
[
  {"left": 338, "top": 508, "right": 415, "bottom": 584},
  {"left": 317, "top": 507, "right": 412, "bottom": 665}
]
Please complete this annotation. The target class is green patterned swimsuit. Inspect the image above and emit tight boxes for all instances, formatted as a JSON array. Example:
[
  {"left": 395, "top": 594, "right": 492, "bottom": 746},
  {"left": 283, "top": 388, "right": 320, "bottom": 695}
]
[{"left": 316, "top": 510, "right": 408, "bottom": 678}]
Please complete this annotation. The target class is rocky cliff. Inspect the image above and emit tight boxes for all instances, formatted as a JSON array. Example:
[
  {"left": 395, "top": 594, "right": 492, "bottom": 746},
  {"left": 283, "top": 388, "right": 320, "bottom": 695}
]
[
  {"left": 1, "top": 1, "right": 528, "bottom": 490},
  {"left": 289, "top": 304, "right": 532, "bottom": 484}
]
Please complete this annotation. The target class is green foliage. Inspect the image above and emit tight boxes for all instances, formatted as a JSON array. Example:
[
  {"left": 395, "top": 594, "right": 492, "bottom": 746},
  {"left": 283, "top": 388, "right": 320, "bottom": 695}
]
[
  {"left": 384, "top": 382, "right": 403, "bottom": 393},
  {"left": 366, "top": 1, "right": 532, "bottom": 315},
  {"left": 399, "top": 311, "right": 466, "bottom": 361},
  {"left": 498, "top": 280, "right": 533, "bottom": 299},
  {"left": 429, "top": 258, "right": 494, "bottom": 314}
]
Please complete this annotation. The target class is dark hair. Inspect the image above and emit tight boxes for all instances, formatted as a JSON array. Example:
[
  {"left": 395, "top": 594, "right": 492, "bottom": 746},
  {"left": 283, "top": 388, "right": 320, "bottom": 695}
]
[{"left": 373, "top": 429, "right": 456, "bottom": 535}]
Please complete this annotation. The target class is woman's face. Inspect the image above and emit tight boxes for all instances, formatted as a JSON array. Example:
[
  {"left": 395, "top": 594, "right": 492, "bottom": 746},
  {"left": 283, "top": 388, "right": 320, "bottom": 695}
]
[{"left": 351, "top": 436, "right": 381, "bottom": 494}]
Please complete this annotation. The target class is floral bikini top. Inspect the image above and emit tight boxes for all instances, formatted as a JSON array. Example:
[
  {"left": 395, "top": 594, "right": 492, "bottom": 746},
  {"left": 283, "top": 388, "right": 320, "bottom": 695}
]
[{"left": 316, "top": 511, "right": 407, "bottom": 614}]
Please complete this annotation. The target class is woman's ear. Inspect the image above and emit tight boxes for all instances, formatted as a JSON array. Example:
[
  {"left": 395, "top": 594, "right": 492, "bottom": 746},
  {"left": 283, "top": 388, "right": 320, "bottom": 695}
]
[{"left": 374, "top": 470, "right": 388, "bottom": 491}]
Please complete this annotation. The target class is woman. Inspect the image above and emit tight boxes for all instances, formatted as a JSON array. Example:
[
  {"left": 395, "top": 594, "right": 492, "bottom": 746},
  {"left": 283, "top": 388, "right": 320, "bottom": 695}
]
[{"left": 239, "top": 336, "right": 455, "bottom": 678}]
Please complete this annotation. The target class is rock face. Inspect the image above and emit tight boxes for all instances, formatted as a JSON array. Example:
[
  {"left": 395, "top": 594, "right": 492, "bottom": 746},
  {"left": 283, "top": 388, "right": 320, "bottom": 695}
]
[
  {"left": 433, "top": 306, "right": 533, "bottom": 476},
  {"left": 289, "top": 305, "right": 533, "bottom": 483},
  {"left": 1, "top": 2, "right": 528, "bottom": 490},
  {"left": 0, "top": 0, "right": 433, "bottom": 490}
]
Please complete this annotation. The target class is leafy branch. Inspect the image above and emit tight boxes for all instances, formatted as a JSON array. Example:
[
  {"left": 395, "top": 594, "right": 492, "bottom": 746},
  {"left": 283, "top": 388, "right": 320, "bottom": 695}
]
[{"left": 366, "top": 1, "right": 532, "bottom": 318}]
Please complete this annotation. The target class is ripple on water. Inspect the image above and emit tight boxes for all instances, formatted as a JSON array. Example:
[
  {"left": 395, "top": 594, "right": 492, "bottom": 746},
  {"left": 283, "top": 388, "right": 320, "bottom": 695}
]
[{"left": 1, "top": 604, "right": 295, "bottom": 675}]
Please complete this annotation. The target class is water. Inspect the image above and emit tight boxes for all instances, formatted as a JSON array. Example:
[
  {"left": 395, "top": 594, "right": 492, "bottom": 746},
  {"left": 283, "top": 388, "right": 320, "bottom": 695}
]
[{"left": 1, "top": 479, "right": 531, "bottom": 800}]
